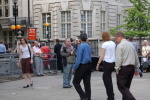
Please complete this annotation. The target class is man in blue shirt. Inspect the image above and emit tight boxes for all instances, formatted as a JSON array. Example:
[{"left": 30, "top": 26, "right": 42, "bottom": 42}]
[
  {"left": 0, "top": 41, "right": 6, "bottom": 53},
  {"left": 72, "top": 33, "right": 92, "bottom": 100}
]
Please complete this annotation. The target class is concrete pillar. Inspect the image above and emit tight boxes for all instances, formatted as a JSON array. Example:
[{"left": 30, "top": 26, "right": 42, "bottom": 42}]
[{"left": 9, "top": 0, "right": 13, "bottom": 17}]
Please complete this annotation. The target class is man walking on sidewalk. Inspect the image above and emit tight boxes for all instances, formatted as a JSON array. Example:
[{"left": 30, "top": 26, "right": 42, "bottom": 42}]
[
  {"left": 72, "top": 33, "right": 92, "bottom": 100},
  {"left": 115, "top": 31, "right": 140, "bottom": 100}
]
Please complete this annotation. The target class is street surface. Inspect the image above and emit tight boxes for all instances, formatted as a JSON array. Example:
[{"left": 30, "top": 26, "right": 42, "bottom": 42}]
[{"left": 0, "top": 72, "right": 150, "bottom": 100}]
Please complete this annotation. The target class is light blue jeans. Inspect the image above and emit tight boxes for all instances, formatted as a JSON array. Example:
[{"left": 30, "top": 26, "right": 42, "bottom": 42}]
[
  {"left": 63, "top": 63, "right": 73, "bottom": 87},
  {"left": 34, "top": 56, "right": 43, "bottom": 75}
]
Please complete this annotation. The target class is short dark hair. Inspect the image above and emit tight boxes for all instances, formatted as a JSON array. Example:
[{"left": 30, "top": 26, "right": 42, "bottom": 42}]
[
  {"left": 128, "top": 37, "right": 133, "bottom": 41},
  {"left": 115, "top": 31, "right": 125, "bottom": 38},
  {"left": 36, "top": 37, "right": 40, "bottom": 42},
  {"left": 56, "top": 39, "right": 59, "bottom": 43},
  {"left": 70, "top": 38, "right": 74, "bottom": 42},
  {"left": 20, "top": 38, "right": 28, "bottom": 44},
  {"left": 80, "top": 33, "right": 87, "bottom": 42}
]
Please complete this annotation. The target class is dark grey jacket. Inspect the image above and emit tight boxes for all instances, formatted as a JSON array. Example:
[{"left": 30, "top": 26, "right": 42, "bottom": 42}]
[{"left": 60, "top": 44, "right": 75, "bottom": 64}]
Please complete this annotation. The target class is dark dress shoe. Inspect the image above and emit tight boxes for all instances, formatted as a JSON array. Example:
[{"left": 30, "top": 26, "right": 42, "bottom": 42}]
[
  {"left": 139, "top": 72, "right": 143, "bottom": 77},
  {"left": 23, "top": 85, "right": 29, "bottom": 88}
]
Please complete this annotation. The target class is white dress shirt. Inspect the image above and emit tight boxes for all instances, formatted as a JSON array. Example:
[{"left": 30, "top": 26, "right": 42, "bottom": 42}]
[{"left": 115, "top": 39, "right": 140, "bottom": 71}]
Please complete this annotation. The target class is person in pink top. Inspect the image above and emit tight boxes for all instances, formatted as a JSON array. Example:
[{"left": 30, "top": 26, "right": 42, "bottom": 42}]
[{"left": 41, "top": 42, "right": 51, "bottom": 70}]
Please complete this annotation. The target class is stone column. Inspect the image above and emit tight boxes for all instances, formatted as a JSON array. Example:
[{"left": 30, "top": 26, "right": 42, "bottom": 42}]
[{"left": 9, "top": 0, "right": 13, "bottom": 17}]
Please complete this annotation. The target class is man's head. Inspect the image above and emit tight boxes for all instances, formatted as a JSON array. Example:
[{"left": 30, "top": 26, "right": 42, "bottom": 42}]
[
  {"left": 56, "top": 39, "right": 59, "bottom": 43},
  {"left": 64, "top": 38, "right": 71, "bottom": 46},
  {"left": 128, "top": 37, "right": 133, "bottom": 42},
  {"left": 79, "top": 33, "right": 87, "bottom": 42},
  {"left": 115, "top": 31, "right": 125, "bottom": 43},
  {"left": 36, "top": 37, "right": 40, "bottom": 42},
  {"left": 41, "top": 42, "right": 46, "bottom": 46},
  {"left": 143, "top": 40, "right": 148, "bottom": 46},
  {"left": 34, "top": 41, "right": 39, "bottom": 47},
  {"left": 70, "top": 38, "right": 74, "bottom": 42}
]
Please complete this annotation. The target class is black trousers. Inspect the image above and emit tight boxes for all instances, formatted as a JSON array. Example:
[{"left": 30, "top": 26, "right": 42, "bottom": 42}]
[
  {"left": 73, "top": 64, "right": 91, "bottom": 100},
  {"left": 103, "top": 61, "right": 115, "bottom": 100},
  {"left": 117, "top": 65, "right": 136, "bottom": 100},
  {"left": 57, "top": 56, "right": 63, "bottom": 70}
]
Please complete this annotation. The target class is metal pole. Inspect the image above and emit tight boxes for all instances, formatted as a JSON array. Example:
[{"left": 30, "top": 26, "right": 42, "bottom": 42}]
[
  {"left": 46, "top": 14, "right": 48, "bottom": 45},
  {"left": 14, "top": 2, "right": 17, "bottom": 36},
  {"left": 28, "top": 0, "right": 30, "bottom": 27}
]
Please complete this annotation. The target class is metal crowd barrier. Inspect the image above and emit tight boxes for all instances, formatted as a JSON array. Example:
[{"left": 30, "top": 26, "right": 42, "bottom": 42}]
[
  {"left": 41, "top": 53, "right": 58, "bottom": 73},
  {"left": 0, "top": 53, "right": 21, "bottom": 75}
]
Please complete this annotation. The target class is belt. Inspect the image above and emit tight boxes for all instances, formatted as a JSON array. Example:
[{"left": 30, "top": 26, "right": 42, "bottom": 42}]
[
  {"left": 121, "top": 65, "right": 135, "bottom": 67},
  {"left": 80, "top": 62, "right": 91, "bottom": 65}
]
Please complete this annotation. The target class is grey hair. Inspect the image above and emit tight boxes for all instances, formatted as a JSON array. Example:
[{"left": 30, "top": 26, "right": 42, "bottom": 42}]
[{"left": 115, "top": 31, "right": 125, "bottom": 38}]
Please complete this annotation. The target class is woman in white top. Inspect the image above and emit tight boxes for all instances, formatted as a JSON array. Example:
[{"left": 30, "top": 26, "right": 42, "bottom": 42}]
[
  {"left": 142, "top": 40, "right": 150, "bottom": 72},
  {"left": 96, "top": 32, "right": 116, "bottom": 100},
  {"left": 17, "top": 38, "right": 33, "bottom": 88}
]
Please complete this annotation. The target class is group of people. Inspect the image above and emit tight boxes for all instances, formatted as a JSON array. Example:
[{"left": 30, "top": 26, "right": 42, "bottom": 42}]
[
  {"left": 0, "top": 30, "right": 150, "bottom": 100},
  {"left": 0, "top": 40, "right": 11, "bottom": 53},
  {"left": 61, "top": 31, "right": 149, "bottom": 100}
]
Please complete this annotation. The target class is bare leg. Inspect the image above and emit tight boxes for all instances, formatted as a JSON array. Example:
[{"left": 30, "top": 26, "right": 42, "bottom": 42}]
[
  {"left": 26, "top": 73, "right": 33, "bottom": 83},
  {"left": 24, "top": 74, "right": 29, "bottom": 85}
]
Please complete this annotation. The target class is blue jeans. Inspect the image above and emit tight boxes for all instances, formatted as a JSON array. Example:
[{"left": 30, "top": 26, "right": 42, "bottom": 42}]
[{"left": 63, "top": 63, "right": 73, "bottom": 87}]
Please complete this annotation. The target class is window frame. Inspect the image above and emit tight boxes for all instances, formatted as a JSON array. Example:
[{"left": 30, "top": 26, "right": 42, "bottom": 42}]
[
  {"left": 60, "top": 11, "right": 71, "bottom": 38},
  {"left": 80, "top": 10, "right": 93, "bottom": 38},
  {"left": 41, "top": 13, "right": 51, "bottom": 39},
  {"left": 100, "top": 10, "right": 107, "bottom": 32}
]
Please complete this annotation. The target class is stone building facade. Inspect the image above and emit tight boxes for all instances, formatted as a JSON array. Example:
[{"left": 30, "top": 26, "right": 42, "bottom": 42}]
[
  {"left": 0, "top": 0, "right": 33, "bottom": 48},
  {"left": 32, "top": 0, "right": 132, "bottom": 56},
  {"left": 33, "top": 0, "right": 132, "bottom": 40}
]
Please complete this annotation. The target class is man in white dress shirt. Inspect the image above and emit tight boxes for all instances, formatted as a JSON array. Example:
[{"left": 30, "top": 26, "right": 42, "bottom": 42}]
[{"left": 115, "top": 31, "right": 139, "bottom": 100}]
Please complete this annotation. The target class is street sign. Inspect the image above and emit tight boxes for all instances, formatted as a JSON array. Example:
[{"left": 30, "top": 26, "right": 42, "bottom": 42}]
[{"left": 28, "top": 27, "right": 36, "bottom": 40}]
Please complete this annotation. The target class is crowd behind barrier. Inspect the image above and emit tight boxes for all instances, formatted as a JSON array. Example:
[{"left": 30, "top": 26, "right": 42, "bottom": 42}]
[{"left": 0, "top": 53, "right": 58, "bottom": 76}]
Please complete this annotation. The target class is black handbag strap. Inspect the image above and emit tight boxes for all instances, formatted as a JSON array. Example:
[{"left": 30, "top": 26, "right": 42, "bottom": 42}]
[{"left": 27, "top": 44, "right": 31, "bottom": 57}]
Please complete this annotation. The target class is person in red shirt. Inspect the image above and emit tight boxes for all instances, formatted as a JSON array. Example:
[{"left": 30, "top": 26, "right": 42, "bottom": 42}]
[{"left": 41, "top": 42, "right": 51, "bottom": 70}]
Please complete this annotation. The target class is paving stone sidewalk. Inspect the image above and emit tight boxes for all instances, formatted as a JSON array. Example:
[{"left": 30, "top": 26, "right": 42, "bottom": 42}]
[{"left": 0, "top": 72, "right": 150, "bottom": 100}]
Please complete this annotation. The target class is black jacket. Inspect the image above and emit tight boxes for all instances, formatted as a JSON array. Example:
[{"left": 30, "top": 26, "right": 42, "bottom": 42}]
[{"left": 54, "top": 43, "right": 62, "bottom": 57}]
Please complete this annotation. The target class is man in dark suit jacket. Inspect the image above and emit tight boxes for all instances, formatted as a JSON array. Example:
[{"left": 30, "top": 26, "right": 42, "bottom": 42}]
[{"left": 54, "top": 39, "right": 63, "bottom": 71}]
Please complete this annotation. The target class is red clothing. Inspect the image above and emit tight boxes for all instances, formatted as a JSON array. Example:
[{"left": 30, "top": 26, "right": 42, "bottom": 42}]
[
  {"left": 41, "top": 46, "right": 51, "bottom": 54},
  {"left": 41, "top": 46, "right": 51, "bottom": 65}
]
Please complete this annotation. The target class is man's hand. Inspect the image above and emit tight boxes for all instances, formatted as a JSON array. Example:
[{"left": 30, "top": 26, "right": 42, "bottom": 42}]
[
  {"left": 116, "top": 71, "right": 119, "bottom": 75},
  {"left": 72, "top": 69, "right": 75, "bottom": 73},
  {"left": 135, "top": 70, "right": 139, "bottom": 76},
  {"left": 71, "top": 51, "right": 74, "bottom": 55},
  {"left": 96, "top": 65, "right": 99, "bottom": 71}
]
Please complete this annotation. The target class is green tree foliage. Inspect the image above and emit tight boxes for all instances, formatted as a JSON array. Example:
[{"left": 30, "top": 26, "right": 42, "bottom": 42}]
[{"left": 110, "top": 0, "right": 150, "bottom": 38}]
